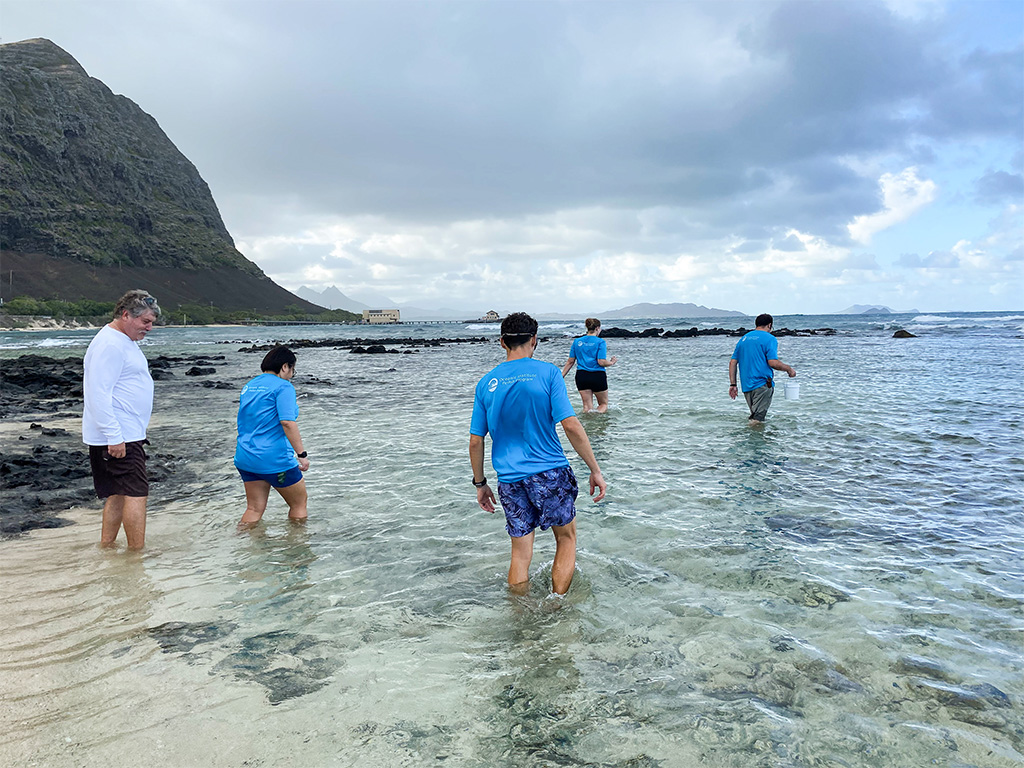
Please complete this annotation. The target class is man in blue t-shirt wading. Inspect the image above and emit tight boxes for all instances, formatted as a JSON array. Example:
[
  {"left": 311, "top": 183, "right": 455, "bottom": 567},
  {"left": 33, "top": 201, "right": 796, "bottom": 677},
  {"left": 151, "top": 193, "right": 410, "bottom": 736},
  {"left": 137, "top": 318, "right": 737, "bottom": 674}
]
[
  {"left": 470, "top": 312, "right": 607, "bottom": 595},
  {"left": 729, "top": 313, "right": 796, "bottom": 424}
]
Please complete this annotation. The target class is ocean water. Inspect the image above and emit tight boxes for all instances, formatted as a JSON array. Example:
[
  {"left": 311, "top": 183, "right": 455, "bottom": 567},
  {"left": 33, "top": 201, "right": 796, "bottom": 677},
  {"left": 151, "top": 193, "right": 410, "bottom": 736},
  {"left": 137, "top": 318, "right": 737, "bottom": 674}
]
[{"left": 1, "top": 312, "right": 1022, "bottom": 767}]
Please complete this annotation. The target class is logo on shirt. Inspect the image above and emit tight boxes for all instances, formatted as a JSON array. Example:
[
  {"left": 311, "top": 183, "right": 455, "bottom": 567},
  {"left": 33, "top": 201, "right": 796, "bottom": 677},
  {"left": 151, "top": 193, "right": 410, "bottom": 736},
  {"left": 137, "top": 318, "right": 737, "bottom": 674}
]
[{"left": 488, "top": 378, "right": 498, "bottom": 392}]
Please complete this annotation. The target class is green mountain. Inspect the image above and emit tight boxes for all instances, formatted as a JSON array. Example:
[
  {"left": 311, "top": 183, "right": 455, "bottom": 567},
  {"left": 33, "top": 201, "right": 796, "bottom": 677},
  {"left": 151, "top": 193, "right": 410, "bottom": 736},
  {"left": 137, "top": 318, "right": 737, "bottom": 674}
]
[{"left": 0, "top": 38, "right": 326, "bottom": 314}]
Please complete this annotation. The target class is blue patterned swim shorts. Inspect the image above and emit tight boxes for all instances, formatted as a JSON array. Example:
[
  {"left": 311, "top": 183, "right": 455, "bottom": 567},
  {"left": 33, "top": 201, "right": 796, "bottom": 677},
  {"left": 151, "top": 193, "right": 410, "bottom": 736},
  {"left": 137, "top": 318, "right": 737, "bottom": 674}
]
[{"left": 497, "top": 466, "right": 578, "bottom": 538}]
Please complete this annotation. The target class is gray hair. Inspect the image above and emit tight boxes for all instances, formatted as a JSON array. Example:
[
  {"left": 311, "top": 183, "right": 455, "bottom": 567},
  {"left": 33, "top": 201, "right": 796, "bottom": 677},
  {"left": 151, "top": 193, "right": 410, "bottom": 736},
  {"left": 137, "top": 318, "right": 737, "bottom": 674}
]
[{"left": 113, "top": 289, "right": 161, "bottom": 319}]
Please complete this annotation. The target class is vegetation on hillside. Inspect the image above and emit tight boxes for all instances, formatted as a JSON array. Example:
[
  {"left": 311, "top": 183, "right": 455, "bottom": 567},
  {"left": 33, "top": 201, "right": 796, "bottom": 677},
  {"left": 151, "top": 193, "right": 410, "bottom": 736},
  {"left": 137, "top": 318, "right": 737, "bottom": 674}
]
[{"left": 0, "top": 296, "right": 359, "bottom": 325}]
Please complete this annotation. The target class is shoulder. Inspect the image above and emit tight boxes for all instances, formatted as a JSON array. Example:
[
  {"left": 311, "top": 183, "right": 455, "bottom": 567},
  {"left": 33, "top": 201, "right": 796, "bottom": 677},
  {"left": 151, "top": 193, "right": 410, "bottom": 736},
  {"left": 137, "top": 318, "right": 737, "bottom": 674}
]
[
  {"left": 534, "top": 359, "right": 562, "bottom": 378},
  {"left": 273, "top": 376, "right": 296, "bottom": 393},
  {"left": 87, "top": 326, "right": 124, "bottom": 356}
]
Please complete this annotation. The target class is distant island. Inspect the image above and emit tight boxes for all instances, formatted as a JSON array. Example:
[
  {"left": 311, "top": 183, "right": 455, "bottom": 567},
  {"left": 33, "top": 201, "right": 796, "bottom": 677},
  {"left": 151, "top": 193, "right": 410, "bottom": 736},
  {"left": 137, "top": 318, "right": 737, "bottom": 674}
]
[
  {"left": 837, "top": 304, "right": 920, "bottom": 315},
  {"left": 600, "top": 302, "right": 747, "bottom": 319}
]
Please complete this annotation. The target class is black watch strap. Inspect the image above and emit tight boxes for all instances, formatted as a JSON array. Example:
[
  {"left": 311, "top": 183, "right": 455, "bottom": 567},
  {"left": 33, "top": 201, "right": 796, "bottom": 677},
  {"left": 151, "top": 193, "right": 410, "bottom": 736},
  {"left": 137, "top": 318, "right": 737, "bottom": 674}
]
[
  {"left": 472, "top": 477, "right": 488, "bottom": 487},
  {"left": 297, "top": 451, "right": 308, "bottom": 459}
]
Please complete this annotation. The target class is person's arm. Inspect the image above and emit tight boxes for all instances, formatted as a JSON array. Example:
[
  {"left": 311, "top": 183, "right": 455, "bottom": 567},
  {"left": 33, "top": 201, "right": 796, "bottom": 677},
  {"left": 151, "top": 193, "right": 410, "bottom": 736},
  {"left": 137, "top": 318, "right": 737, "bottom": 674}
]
[
  {"left": 768, "top": 359, "right": 796, "bottom": 377},
  {"left": 280, "top": 420, "right": 310, "bottom": 471},
  {"left": 469, "top": 434, "right": 496, "bottom": 512},
  {"left": 597, "top": 356, "right": 617, "bottom": 367},
  {"left": 561, "top": 357, "right": 576, "bottom": 377},
  {"left": 559, "top": 416, "right": 606, "bottom": 502},
  {"left": 729, "top": 359, "right": 739, "bottom": 400}
]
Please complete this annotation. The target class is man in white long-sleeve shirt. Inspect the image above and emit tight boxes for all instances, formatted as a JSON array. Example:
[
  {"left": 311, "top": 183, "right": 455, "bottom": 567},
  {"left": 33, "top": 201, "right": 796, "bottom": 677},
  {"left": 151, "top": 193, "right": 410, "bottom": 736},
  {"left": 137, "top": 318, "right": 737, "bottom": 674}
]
[{"left": 82, "top": 290, "right": 160, "bottom": 549}]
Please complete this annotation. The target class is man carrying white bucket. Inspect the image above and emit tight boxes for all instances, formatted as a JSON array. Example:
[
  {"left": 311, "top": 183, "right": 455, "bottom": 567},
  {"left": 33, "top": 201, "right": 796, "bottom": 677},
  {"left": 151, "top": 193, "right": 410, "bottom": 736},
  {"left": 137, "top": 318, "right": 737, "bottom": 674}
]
[{"left": 728, "top": 313, "right": 796, "bottom": 424}]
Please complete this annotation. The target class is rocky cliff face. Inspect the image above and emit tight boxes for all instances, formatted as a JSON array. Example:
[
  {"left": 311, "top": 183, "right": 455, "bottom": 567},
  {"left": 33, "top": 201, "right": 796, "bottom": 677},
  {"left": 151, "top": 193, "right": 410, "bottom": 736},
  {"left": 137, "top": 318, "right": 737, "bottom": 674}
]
[{"left": 0, "top": 38, "right": 319, "bottom": 312}]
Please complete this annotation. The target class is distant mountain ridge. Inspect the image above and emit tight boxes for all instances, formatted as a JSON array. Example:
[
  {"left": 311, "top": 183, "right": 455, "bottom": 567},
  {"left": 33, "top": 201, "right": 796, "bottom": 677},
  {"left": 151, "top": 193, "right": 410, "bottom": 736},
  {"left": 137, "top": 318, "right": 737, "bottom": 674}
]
[
  {"left": 294, "top": 285, "right": 367, "bottom": 312},
  {"left": 0, "top": 38, "right": 320, "bottom": 313},
  {"left": 295, "top": 284, "right": 483, "bottom": 321}
]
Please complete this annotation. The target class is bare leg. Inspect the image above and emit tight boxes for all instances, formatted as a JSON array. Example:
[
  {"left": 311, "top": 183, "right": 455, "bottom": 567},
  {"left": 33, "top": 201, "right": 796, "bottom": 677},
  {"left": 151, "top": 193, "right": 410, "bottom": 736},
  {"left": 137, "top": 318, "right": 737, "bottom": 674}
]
[
  {"left": 595, "top": 390, "right": 610, "bottom": 413},
  {"left": 508, "top": 531, "right": 535, "bottom": 594},
  {"left": 100, "top": 495, "right": 125, "bottom": 547},
  {"left": 239, "top": 480, "right": 272, "bottom": 527},
  {"left": 121, "top": 496, "right": 147, "bottom": 550},
  {"left": 550, "top": 520, "right": 577, "bottom": 595},
  {"left": 277, "top": 478, "right": 308, "bottom": 521},
  {"left": 578, "top": 389, "right": 594, "bottom": 413}
]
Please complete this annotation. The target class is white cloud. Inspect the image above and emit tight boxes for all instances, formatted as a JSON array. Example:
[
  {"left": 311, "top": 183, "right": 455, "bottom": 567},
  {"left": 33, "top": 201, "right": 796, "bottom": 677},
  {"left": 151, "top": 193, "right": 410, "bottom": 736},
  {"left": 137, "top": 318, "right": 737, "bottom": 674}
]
[{"left": 847, "top": 168, "right": 939, "bottom": 244}]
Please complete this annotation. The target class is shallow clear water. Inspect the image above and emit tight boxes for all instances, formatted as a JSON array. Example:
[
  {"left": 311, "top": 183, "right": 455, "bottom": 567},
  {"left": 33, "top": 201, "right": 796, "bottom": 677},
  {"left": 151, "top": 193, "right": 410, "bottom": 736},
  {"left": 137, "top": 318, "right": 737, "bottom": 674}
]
[{"left": 1, "top": 313, "right": 1022, "bottom": 767}]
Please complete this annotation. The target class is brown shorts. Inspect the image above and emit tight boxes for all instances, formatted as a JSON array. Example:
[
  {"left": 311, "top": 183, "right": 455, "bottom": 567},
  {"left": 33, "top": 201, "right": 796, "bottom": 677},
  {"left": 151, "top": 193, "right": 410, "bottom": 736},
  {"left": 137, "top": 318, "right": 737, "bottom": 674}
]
[
  {"left": 743, "top": 384, "right": 775, "bottom": 421},
  {"left": 89, "top": 440, "right": 150, "bottom": 498}
]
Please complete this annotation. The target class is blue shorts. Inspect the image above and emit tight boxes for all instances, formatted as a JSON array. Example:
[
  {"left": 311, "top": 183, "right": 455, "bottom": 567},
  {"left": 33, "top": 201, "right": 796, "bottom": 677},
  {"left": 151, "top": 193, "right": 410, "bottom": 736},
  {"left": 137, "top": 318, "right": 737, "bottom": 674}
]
[
  {"left": 497, "top": 466, "right": 578, "bottom": 538},
  {"left": 237, "top": 466, "right": 303, "bottom": 488}
]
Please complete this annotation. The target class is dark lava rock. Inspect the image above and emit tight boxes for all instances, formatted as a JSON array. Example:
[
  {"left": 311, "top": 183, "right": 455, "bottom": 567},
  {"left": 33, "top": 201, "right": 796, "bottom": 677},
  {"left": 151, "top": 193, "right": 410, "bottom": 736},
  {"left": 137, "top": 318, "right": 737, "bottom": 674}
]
[
  {"left": 240, "top": 336, "right": 488, "bottom": 353},
  {"left": 150, "top": 368, "right": 174, "bottom": 380},
  {"left": 185, "top": 366, "right": 216, "bottom": 376},
  {"left": 2, "top": 444, "right": 92, "bottom": 490},
  {"left": 893, "top": 329, "right": 917, "bottom": 338},
  {"left": 0, "top": 445, "right": 93, "bottom": 536},
  {"left": 597, "top": 326, "right": 836, "bottom": 339},
  {"left": 147, "top": 620, "right": 237, "bottom": 655},
  {"left": 350, "top": 344, "right": 393, "bottom": 354},
  {"left": 214, "top": 630, "right": 341, "bottom": 705},
  {"left": 198, "top": 380, "right": 234, "bottom": 389},
  {"left": 0, "top": 354, "right": 84, "bottom": 417}
]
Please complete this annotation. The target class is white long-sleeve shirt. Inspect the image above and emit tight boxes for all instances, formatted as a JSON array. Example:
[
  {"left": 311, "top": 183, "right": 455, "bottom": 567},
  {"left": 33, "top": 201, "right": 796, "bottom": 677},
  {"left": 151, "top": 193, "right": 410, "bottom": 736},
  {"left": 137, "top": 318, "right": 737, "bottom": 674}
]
[{"left": 82, "top": 325, "right": 154, "bottom": 446}]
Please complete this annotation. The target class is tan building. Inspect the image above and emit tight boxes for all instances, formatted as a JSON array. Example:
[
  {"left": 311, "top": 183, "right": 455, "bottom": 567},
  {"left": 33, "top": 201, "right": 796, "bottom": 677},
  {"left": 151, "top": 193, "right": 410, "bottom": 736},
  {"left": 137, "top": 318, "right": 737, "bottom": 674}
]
[{"left": 362, "top": 309, "right": 401, "bottom": 324}]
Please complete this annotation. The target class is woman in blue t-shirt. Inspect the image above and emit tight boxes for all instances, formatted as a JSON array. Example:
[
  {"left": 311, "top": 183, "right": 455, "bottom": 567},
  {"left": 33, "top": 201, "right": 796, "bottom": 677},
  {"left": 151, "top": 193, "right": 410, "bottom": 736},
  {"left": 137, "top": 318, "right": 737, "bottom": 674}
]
[
  {"left": 234, "top": 345, "right": 310, "bottom": 527},
  {"left": 561, "top": 318, "right": 618, "bottom": 413}
]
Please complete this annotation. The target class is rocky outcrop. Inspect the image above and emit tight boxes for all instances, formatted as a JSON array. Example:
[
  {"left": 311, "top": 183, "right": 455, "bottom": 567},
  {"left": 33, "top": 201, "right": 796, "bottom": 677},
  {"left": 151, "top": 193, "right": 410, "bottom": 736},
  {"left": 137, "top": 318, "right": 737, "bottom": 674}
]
[
  {"left": 0, "top": 38, "right": 320, "bottom": 313},
  {"left": 600, "top": 326, "right": 837, "bottom": 338}
]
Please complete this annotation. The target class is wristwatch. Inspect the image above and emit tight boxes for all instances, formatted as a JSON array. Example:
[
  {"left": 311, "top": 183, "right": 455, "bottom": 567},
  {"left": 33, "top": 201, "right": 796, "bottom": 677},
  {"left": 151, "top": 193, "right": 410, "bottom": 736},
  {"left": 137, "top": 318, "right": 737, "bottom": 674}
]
[
  {"left": 472, "top": 477, "right": 488, "bottom": 487},
  {"left": 297, "top": 451, "right": 308, "bottom": 459}
]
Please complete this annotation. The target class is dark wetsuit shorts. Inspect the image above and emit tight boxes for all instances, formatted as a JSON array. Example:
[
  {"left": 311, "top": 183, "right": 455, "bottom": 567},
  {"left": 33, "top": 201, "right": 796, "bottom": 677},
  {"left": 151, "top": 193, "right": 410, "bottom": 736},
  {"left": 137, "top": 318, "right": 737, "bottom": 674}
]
[
  {"left": 89, "top": 439, "right": 149, "bottom": 498},
  {"left": 575, "top": 369, "right": 608, "bottom": 393}
]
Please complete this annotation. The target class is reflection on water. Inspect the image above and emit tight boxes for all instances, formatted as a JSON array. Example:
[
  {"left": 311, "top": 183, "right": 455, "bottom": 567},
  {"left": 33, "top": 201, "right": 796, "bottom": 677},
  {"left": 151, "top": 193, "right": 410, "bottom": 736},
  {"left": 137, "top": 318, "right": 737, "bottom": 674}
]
[{"left": 1, "top": 327, "right": 1022, "bottom": 766}]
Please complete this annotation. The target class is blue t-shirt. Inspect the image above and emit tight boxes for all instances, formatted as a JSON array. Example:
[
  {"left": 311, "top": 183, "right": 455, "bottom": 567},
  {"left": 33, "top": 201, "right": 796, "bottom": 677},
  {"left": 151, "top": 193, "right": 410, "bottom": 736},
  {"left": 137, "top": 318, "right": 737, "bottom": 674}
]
[
  {"left": 234, "top": 373, "right": 300, "bottom": 473},
  {"left": 470, "top": 358, "right": 575, "bottom": 483},
  {"left": 731, "top": 330, "right": 778, "bottom": 392},
  {"left": 570, "top": 335, "right": 608, "bottom": 372}
]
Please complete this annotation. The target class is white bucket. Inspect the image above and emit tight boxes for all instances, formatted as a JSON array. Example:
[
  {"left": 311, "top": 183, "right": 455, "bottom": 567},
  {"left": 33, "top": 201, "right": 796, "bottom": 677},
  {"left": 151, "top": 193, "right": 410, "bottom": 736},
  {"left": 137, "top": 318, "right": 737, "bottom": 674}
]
[{"left": 784, "top": 380, "right": 800, "bottom": 401}]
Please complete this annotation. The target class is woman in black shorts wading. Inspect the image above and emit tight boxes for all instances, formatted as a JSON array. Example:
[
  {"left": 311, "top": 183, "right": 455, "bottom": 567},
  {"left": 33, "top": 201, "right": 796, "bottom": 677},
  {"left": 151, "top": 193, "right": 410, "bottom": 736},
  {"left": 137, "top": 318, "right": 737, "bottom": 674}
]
[{"left": 561, "top": 318, "right": 618, "bottom": 413}]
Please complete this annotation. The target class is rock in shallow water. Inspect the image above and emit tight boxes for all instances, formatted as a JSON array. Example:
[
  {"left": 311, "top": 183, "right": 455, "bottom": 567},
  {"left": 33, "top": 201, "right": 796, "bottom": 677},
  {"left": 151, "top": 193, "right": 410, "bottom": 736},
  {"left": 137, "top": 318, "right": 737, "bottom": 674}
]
[
  {"left": 213, "top": 630, "right": 341, "bottom": 705},
  {"left": 147, "top": 620, "right": 237, "bottom": 654}
]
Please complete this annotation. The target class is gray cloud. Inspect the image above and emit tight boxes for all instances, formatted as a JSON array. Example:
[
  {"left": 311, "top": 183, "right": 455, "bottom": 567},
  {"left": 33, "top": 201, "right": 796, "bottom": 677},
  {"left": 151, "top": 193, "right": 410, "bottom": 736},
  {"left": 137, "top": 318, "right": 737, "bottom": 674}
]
[
  {"left": 975, "top": 170, "right": 1024, "bottom": 205},
  {"left": 3, "top": 0, "right": 1021, "bottom": 312}
]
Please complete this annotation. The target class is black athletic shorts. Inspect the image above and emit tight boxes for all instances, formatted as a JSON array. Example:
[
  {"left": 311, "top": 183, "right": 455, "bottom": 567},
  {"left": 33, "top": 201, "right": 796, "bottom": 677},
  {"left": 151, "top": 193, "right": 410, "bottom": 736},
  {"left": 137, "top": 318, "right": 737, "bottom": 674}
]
[
  {"left": 575, "top": 368, "right": 608, "bottom": 393},
  {"left": 89, "top": 439, "right": 150, "bottom": 498}
]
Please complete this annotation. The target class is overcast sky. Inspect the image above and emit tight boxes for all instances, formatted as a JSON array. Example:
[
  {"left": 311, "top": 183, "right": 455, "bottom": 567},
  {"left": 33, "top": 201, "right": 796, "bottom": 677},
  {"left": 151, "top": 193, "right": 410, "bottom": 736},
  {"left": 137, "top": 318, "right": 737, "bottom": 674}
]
[{"left": 4, "top": 0, "right": 1022, "bottom": 314}]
